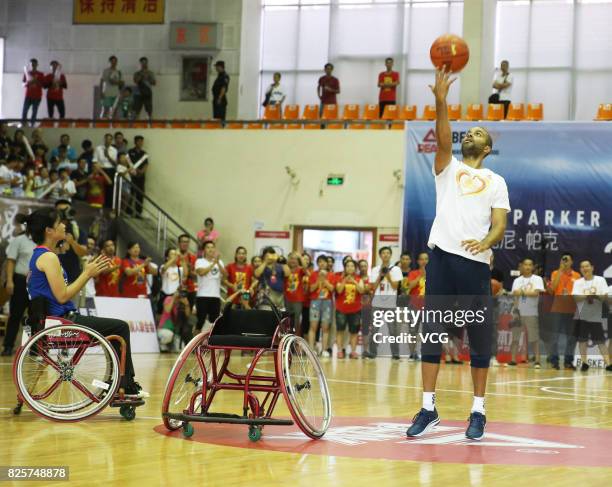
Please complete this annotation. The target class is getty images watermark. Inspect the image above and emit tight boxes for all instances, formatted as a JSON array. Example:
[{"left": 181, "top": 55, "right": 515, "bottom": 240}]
[{"left": 361, "top": 295, "right": 493, "bottom": 356}]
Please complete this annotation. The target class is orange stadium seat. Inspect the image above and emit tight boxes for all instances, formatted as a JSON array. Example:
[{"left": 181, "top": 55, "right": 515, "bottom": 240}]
[
  {"left": 506, "top": 103, "right": 525, "bottom": 121},
  {"left": 74, "top": 119, "right": 90, "bottom": 128},
  {"left": 39, "top": 119, "right": 55, "bottom": 128},
  {"left": 132, "top": 121, "right": 149, "bottom": 128},
  {"left": 226, "top": 122, "right": 244, "bottom": 129},
  {"left": 344, "top": 104, "right": 363, "bottom": 129},
  {"left": 203, "top": 120, "right": 222, "bottom": 129},
  {"left": 113, "top": 121, "right": 128, "bottom": 128},
  {"left": 382, "top": 105, "right": 401, "bottom": 130},
  {"left": 322, "top": 104, "right": 342, "bottom": 129},
  {"left": 420, "top": 105, "right": 436, "bottom": 121},
  {"left": 283, "top": 104, "right": 301, "bottom": 129},
  {"left": 57, "top": 120, "right": 71, "bottom": 128},
  {"left": 302, "top": 104, "right": 320, "bottom": 129},
  {"left": 464, "top": 103, "right": 483, "bottom": 121},
  {"left": 401, "top": 105, "right": 417, "bottom": 121},
  {"left": 171, "top": 121, "right": 186, "bottom": 128},
  {"left": 526, "top": 103, "right": 543, "bottom": 121},
  {"left": 184, "top": 121, "right": 201, "bottom": 128},
  {"left": 247, "top": 123, "right": 264, "bottom": 129},
  {"left": 362, "top": 104, "right": 383, "bottom": 129},
  {"left": 594, "top": 103, "right": 612, "bottom": 121},
  {"left": 151, "top": 121, "right": 167, "bottom": 128},
  {"left": 263, "top": 104, "right": 281, "bottom": 120},
  {"left": 486, "top": 103, "right": 504, "bottom": 121},
  {"left": 448, "top": 104, "right": 462, "bottom": 121},
  {"left": 94, "top": 121, "right": 111, "bottom": 128}
]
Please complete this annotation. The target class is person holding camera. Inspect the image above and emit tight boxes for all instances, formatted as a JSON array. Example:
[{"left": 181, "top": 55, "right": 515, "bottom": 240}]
[
  {"left": 254, "top": 247, "right": 290, "bottom": 311},
  {"left": 546, "top": 252, "right": 580, "bottom": 370},
  {"left": 365, "top": 246, "right": 403, "bottom": 360},
  {"left": 54, "top": 199, "right": 88, "bottom": 284},
  {"left": 157, "top": 247, "right": 185, "bottom": 314},
  {"left": 121, "top": 242, "right": 156, "bottom": 299},
  {"left": 158, "top": 287, "right": 194, "bottom": 352},
  {"left": 195, "top": 241, "right": 227, "bottom": 331}
]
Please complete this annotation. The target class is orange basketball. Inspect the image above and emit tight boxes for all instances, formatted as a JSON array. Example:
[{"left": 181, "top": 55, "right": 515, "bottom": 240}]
[{"left": 430, "top": 34, "right": 470, "bottom": 73}]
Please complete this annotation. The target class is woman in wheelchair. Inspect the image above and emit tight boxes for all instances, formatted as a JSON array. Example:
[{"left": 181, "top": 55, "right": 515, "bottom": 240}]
[{"left": 21, "top": 208, "right": 147, "bottom": 398}]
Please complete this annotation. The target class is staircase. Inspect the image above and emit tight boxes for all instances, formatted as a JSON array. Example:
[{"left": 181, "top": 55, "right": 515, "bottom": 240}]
[{"left": 112, "top": 174, "right": 198, "bottom": 262}]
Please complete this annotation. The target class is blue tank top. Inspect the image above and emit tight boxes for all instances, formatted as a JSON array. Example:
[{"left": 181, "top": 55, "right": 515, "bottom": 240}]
[{"left": 27, "top": 246, "right": 76, "bottom": 316}]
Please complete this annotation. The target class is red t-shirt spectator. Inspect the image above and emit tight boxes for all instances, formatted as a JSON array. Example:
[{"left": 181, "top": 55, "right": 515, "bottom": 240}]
[
  {"left": 177, "top": 252, "right": 197, "bottom": 293},
  {"left": 87, "top": 173, "right": 107, "bottom": 207},
  {"left": 309, "top": 271, "right": 335, "bottom": 301},
  {"left": 96, "top": 257, "right": 122, "bottom": 297},
  {"left": 121, "top": 258, "right": 150, "bottom": 298},
  {"left": 302, "top": 268, "right": 312, "bottom": 307},
  {"left": 378, "top": 71, "right": 399, "bottom": 102},
  {"left": 285, "top": 267, "right": 305, "bottom": 303},
  {"left": 407, "top": 269, "right": 425, "bottom": 308},
  {"left": 226, "top": 262, "right": 253, "bottom": 303},
  {"left": 335, "top": 275, "right": 362, "bottom": 314},
  {"left": 23, "top": 71, "right": 45, "bottom": 99},
  {"left": 44, "top": 73, "right": 67, "bottom": 101},
  {"left": 318, "top": 75, "right": 340, "bottom": 105}
]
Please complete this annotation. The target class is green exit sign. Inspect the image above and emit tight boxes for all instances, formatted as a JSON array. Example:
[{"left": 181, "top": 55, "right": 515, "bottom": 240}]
[{"left": 327, "top": 174, "right": 345, "bottom": 186}]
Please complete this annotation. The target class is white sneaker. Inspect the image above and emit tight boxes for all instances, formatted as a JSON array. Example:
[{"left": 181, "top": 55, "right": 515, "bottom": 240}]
[
  {"left": 491, "top": 358, "right": 501, "bottom": 367},
  {"left": 321, "top": 350, "right": 330, "bottom": 358}
]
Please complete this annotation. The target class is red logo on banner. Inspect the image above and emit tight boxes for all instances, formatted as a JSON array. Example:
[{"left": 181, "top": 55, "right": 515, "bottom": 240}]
[
  {"left": 418, "top": 129, "right": 438, "bottom": 153},
  {"left": 255, "top": 231, "right": 290, "bottom": 239},
  {"left": 379, "top": 234, "right": 399, "bottom": 242}
]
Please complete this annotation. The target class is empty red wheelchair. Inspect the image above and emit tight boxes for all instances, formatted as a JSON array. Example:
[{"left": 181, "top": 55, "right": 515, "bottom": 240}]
[
  {"left": 162, "top": 298, "right": 332, "bottom": 441},
  {"left": 13, "top": 298, "right": 144, "bottom": 422}
]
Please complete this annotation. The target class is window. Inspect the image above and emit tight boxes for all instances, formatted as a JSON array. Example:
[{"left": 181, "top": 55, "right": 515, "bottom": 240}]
[
  {"left": 260, "top": 1, "right": 463, "bottom": 114},
  {"left": 495, "top": 0, "right": 612, "bottom": 120}
]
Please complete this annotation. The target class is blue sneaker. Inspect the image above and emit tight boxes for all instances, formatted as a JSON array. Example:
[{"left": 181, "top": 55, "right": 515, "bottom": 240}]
[
  {"left": 465, "top": 412, "right": 486, "bottom": 440},
  {"left": 406, "top": 408, "right": 440, "bottom": 437}
]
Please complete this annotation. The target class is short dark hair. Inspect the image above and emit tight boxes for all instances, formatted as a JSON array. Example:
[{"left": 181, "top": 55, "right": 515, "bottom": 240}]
[
  {"left": 58, "top": 168, "right": 69, "bottom": 174},
  {"left": 316, "top": 255, "right": 327, "bottom": 264},
  {"left": 262, "top": 246, "right": 276, "bottom": 257},
  {"left": 114, "top": 131, "right": 124, "bottom": 138},
  {"left": 324, "top": 63, "right": 333, "bottom": 69},
  {"left": 561, "top": 252, "right": 574, "bottom": 259},
  {"left": 134, "top": 135, "right": 144, "bottom": 143},
  {"left": 60, "top": 133, "right": 70, "bottom": 139},
  {"left": 109, "top": 55, "right": 117, "bottom": 62},
  {"left": 400, "top": 251, "right": 412, "bottom": 259},
  {"left": 178, "top": 234, "right": 190, "bottom": 242},
  {"left": 215, "top": 60, "right": 225, "bottom": 68},
  {"left": 30, "top": 58, "right": 38, "bottom": 64},
  {"left": 417, "top": 251, "right": 429, "bottom": 260},
  {"left": 139, "top": 56, "right": 148, "bottom": 63},
  {"left": 54, "top": 199, "right": 71, "bottom": 208},
  {"left": 378, "top": 246, "right": 392, "bottom": 256},
  {"left": 164, "top": 247, "right": 176, "bottom": 259},
  {"left": 202, "top": 240, "right": 215, "bottom": 249},
  {"left": 82, "top": 139, "right": 92, "bottom": 149},
  {"left": 579, "top": 259, "right": 592, "bottom": 266},
  {"left": 521, "top": 257, "right": 534, "bottom": 265},
  {"left": 204, "top": 217, "right": 214, "bottom": 225},
  {"left": 104, "top": 133, "right": 113, "bottom": 138},
  {"left": 327, "top": 255, "right": 335, "bottom": 263},
  {"left": 385, "top": 57, "right": 393, "bottom": 63},
  {"left": 18, "top": 208, "right": 59, "bottom": 244}
]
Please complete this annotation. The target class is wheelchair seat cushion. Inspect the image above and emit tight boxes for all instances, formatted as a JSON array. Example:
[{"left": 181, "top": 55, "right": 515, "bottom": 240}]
[{"left": 208, "top": 308, "right": 279, "bottom": 348}]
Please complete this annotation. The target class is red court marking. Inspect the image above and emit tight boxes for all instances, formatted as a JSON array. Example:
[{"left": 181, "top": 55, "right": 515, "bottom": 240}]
[{"left": 154, "top": 417, "right": 612, "bottom": 467}]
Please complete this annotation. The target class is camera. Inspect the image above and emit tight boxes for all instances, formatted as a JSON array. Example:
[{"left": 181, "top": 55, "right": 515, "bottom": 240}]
[
  {"left": 57, "top": 207, "right": 76, "bottom": 221},
  {"left": 178, "top": 289, "right": 189, "bottom": 298},
  {"left": 380, "top": 266, "right": 389, "bottom": 275}
]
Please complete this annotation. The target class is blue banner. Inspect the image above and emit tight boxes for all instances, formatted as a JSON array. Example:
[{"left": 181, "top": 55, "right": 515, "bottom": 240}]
[{"left": 401, "top": 122, "right": 612, "bottom": 287}]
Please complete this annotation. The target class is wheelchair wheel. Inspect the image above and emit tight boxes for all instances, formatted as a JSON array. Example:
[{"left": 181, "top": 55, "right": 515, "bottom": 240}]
[
  {"left": 277, "top": 335, "right": 332, "bottom": 439},
  {"left": 14, "top": 325, "right": 120, "bottom": 422},
  {"left": 162, "top": 332, "right": 213, "bottom": 431}
]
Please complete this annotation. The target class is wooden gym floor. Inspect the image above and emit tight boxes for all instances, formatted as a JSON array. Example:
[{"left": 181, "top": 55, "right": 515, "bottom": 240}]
[{"left": 1, "top": 354, "right": 610, "bottom": 487}]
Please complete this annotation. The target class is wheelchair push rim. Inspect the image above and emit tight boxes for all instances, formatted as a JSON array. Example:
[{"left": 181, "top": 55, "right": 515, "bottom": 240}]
[
  {"left": 15, "top": 325, "right": 121, "bottom": 422},
  {"left": 277, "top": 335, "right": 332, "bottom": 439},
  {"left": 161, "top": 332, "right": 212, "bottom": 431}
]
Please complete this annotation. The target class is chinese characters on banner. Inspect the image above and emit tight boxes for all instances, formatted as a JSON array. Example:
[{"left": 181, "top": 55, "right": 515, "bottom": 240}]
[{"left": 73, "top": 0, "right": 165, "bottom": 24}]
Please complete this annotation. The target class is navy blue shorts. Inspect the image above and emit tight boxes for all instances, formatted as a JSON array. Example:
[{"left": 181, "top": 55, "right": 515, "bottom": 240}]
[{"left": 422, "top": 246, "right": 493, "bottom": 368}]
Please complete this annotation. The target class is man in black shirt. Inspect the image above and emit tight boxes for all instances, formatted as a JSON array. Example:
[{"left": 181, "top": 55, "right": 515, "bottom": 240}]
[
  {"left": 78, "top": 139, "right": 95, "bottom": 173},
  {"left": 128, "top": 135, "right": 148, "bottom": 218},
  {"left": 212, "top": 60, "right": 229, "bottom": 121},
  {"left": 55, "top": 199, "right": 88, "bottom": 284}
]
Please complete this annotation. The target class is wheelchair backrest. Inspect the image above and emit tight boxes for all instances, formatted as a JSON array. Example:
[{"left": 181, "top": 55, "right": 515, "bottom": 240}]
[{"left": 212, "top": 307, "right": 280, "bottom": 337}]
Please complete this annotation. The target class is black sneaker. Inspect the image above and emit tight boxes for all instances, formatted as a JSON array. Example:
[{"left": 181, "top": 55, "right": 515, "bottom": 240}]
[
  {"left": 451, "top": 359, "right": 463, "bottom": 365},
  {"left": 466, "top": 412, "right": 486, "bottom": 440},
  {"left": 508, "top": 361, "right": 517, "bottom": 366},
  {"left": 564, "top": 363, "right": 576, "bottom": 371},
  {"left": 606, "top": 364, "right": 612, "bottom": 372},
  {"left": 362, "top": 351, "right": 376, "bottom": 360},
  {"left": 392, "top": 355, "right": 401, "bottom": 361},
  {"left": 552, "top": 362, "right": 560, "bottom": 370},
  {"left": 406, "top": 408, "right": 440, "bottom": 437},
  {"left": 124, "top": 381, "right": 149, "bottom": 399},
  {"left": 1, "top": 348, "right": 12, "bottom": 356},
  {"left": 580, "top": 363, "right": 589, "bottom": 372}
]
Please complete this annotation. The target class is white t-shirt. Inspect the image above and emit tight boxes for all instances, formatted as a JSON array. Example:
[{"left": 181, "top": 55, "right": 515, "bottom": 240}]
[
  {"left": 511, "top": 274, "right": 544, "bottom": 317},
  {"left": 267, "top": 84, "right": 285, "bottom": 105},
  {"left": 59, "top": 179, "right": 76, "bottom": 200},
  {"left": 161, "top": 265, "right": 181, "bottom": 295},
  {"left": 93, "top": 144, "right": 118, "bottom": 169},
  {"left": 370, "top": 264, "right": 403, "bottom": 308},
  {"left": 572, "top": 275, "right": 608, "bottom": 323},
  {"left": 428, "top": 156, "right": 511, "bottom": 264},
  {"left": 195, "top": 258, "right": 224, "bottom": 298},
  {"left": 492, "top": 72, "right": 513, "bottom": 101},
  {"left": 10, "top": 169, "right": 24, "bottom": 197}
]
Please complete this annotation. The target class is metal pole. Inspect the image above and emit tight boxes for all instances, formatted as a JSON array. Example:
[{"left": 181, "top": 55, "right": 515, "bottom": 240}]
[{"left": 156, "top": 211, "right": 162, "bottom": 251}]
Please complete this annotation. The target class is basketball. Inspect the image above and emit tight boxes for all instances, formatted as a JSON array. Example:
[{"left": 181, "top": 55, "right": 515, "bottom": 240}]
[{"left": 430, "top": 34, "right": 470, "bottom": 73}]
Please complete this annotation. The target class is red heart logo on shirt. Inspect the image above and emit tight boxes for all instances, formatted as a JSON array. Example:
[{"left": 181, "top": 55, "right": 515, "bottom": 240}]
[{"left": 456, "top": 170, "right": 489, "bottom": 196}]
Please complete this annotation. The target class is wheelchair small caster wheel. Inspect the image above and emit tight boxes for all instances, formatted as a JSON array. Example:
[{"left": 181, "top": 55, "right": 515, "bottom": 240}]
[
  {"left": 120, "top": 405, "right": 136, "bottom": 421},
  {"left": 13, "top": 405, "right": 22, "bottom": 415},
  {"left": 182, "top": 423, "right": 194, "bottom": 438},
  {"left": 248, "top": 426, "right": 262, "bottom": 442}
]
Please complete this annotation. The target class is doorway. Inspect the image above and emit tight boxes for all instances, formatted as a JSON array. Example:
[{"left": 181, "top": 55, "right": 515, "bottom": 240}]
[{"left": 293, "top": 226, "right": 376, "bottom": 272}]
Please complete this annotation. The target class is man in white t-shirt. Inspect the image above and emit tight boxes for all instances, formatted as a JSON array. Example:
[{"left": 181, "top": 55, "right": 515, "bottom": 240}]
[
  {"left": 195, "top": 241, "right": 227, "bottom": 331},
  {"left": 511, "top": 258, "right": 545, "bottom": 368},
  {"left": 491, "top": 60, "right": 513, "bottom": 118},
  {"left": 572, "top": 260, "right": 609, "bottom": 371},
  {"left": 93, "top": 133, "right": 118, "bottom": 170},
  {"left": 364, "top": 246, "right": 403, "bottom": 360},
  {"left": 406, "top": 68, "right": 510, "bottom": 442}
]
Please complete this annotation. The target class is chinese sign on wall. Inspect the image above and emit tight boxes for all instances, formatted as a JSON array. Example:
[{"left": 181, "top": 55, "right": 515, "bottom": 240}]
[
  {"left": 73, "top": 0, "right": 165, "bottom": 24},
  {"left": 169, "top": 23, "right": 222, "bottom": 50}
]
